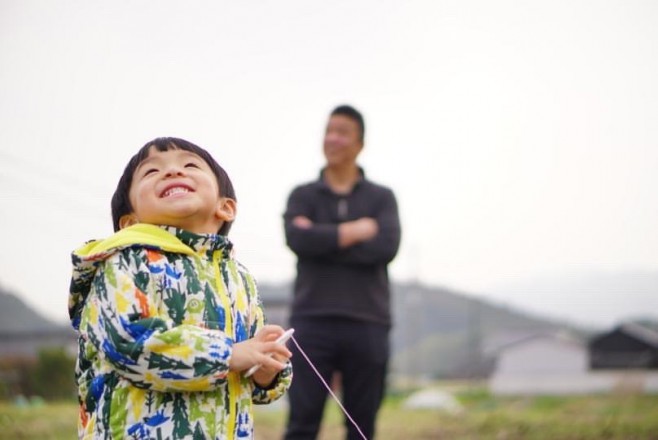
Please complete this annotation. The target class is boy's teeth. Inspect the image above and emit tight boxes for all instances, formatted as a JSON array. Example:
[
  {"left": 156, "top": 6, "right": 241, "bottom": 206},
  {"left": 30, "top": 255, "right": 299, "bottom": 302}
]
[{"left": 164, "top": 187, "right": 189, "bottom": 197}]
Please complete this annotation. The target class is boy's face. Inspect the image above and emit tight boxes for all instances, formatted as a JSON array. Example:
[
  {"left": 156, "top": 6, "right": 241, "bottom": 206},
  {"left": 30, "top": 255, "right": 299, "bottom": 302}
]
[
  {"left": 323, "top": 114, "right": 363, "bottom": 168},
  {"left": 120, "top": 147, "right": 235, "bottom": 234}
]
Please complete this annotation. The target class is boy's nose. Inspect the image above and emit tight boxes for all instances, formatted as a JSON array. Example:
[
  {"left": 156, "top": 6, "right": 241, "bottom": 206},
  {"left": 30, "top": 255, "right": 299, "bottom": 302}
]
[{"left": 164, "top": 165, "right": 185, "bottom": 177}]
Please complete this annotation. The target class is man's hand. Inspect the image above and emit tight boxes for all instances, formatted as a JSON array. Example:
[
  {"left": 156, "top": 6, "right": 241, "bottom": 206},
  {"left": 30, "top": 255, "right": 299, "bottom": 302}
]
[
  {"left": 339, "top": 217, "right": 378, "bottom": 248},
  {"left": 294, "top": 215, "right": 378, "bottom": 248},
  {"left": 293, "top": 216, "right": 313, "bottom": 229}
]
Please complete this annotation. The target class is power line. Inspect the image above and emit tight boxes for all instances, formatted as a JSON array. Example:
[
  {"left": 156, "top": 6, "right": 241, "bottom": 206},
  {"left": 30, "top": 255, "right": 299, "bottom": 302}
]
[
  {"left": 0, "top": 168, "right": 107, "bottom": 218},
  {"left": 0, "top": 150, "right": 111, "bottom": 197}
]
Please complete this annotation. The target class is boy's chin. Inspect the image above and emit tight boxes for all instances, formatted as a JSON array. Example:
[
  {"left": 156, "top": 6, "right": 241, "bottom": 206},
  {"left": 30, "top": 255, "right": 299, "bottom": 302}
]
[{"left": 163, "top": 221, "right": 222, "bottom": 235}]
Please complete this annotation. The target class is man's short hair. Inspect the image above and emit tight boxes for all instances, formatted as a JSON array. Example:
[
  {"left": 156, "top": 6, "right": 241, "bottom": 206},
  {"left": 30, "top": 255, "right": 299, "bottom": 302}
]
[{"left": 331, "top": 105, "right": 365, "bottom": 142}]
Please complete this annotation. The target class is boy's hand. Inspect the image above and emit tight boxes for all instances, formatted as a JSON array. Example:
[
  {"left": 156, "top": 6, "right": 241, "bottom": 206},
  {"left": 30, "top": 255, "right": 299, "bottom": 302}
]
[{"left": 230, "top": 325, "right": 292, "bottom": 387}]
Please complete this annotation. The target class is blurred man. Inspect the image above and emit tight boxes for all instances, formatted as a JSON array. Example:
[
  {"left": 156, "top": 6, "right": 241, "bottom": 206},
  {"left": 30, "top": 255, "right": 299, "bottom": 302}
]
[{"left": 283, "top": 105, "right": 401, "bottom": 440}]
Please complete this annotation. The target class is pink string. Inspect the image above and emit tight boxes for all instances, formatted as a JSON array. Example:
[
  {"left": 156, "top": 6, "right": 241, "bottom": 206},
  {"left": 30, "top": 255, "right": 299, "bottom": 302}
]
[{"left": 290, "top": 335, "right": 368, "bottom": 440}]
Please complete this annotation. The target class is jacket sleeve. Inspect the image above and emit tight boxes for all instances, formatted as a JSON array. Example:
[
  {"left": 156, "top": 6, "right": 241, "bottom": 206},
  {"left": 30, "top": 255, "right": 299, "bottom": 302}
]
[
  {"left": 80, "top": 249, "right": 234, "bottom": 392},
  {"left": 326, "top": 187, "right": 401, "bottom": 265},
  {"left": 240, "top": 271, "right": 293, "bottom": 404},
  {"left": 283, "top": 186, "right": 341, "bottom": 257},
  {"left": 252, "top": 363, "right": 293, "bottom": 404},
  {"left": 285, "top": 186, "right": 401, "bottom": 265}
]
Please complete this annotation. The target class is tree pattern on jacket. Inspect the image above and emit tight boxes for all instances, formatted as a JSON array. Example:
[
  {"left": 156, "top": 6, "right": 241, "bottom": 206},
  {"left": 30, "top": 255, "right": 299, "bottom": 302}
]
[{"left": 69, "top": 224, "right": 292, "bottom": 439}]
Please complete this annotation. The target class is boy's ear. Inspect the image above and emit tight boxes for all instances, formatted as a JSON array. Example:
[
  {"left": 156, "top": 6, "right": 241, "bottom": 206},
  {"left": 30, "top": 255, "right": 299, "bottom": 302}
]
[
  {"left": 119, "top": 214, "right": 139, "bottom": 229},
  {"left": 215, "top": 198, "right": 236, "bottom": 222}
]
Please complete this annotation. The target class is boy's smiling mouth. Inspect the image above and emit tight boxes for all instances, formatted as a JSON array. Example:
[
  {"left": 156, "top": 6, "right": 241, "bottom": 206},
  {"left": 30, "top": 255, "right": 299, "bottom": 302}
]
[{"left": 161, "top": 184, "right": 193, "bottom": 198}]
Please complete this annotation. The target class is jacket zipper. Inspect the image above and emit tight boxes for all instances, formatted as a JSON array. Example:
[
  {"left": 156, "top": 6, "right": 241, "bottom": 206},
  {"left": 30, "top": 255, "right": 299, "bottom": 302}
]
[
  {"left": 213, "top": 251, "right": 238, "bottom": 439},
  {"left": 337, "top": 198, "right": 348, "bottom": 220}
]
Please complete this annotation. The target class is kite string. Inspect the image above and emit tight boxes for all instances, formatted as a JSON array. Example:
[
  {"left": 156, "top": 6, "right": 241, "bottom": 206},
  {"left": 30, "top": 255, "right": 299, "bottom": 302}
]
[{"left": 290, "top": 335, "right": 368, "bottom": 440}]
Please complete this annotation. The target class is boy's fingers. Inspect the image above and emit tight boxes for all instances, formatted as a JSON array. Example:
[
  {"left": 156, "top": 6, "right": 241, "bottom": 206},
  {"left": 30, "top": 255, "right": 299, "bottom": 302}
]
[
  {"left": 258, "top": 346, "right": 291, "bottom": 363},
  {"left": 260, "top": 356, "right": 286, "bottom": 371},
  {"left": 255, "top": 325, "right": 285, "bottom": 342},
  {"left": 265, "top": 339, "right": 291, "bottom": 350}
]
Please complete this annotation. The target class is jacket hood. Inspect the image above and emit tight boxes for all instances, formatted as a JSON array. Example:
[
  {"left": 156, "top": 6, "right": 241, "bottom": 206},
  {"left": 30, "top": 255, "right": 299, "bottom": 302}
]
[{"left": 68, "top": 223, "right": 196, "bottom": 330}]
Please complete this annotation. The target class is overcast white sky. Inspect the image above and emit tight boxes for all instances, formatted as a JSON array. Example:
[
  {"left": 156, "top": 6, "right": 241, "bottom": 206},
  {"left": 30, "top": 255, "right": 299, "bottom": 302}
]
[{"left": 1, "top": 0, "right": 657, "bottom": 328}]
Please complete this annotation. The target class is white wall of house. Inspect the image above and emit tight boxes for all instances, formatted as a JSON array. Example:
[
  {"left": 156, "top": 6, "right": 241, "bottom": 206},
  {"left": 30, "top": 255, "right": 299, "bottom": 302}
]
[
  {"left": 489, "top": 334, "right": 595, "bottom": 395},
  {"left": 494, "top": 336, "right": 587, "bottom": 375},
  {"left": 488, "top": 334, "right": 658, "bottom": 395}
]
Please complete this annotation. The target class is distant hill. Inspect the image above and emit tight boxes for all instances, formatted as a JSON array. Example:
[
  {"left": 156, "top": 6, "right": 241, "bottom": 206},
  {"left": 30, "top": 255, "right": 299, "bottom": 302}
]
[
  {"left": 0, "top": 286, "right": 65, "bottom": 334},
  {"left": 0, "top": 286, "right": 75, "bottom": 359},
  {"left": 257, "top": 281, "right": 585, "bottom": 378},
  {"left": 486, "top": 270, "right": 658, "bottom": 328},
  {"left": 0, "top": 281, "right": 587, "bottom": 378}
]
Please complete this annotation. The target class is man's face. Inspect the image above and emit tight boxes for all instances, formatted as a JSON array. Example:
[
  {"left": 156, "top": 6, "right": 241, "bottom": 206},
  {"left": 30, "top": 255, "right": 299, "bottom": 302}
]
[{"left": 323, "top": 114, "right": 363, "bottom": 168}]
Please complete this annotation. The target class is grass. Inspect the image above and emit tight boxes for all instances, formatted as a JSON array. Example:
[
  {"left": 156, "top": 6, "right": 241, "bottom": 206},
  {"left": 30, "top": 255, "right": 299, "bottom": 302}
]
[
  {"left": 2, "top": 387, "right": 658, "bottom": 439},
  {"left": 0, "top": 401, "right": 77, "bottom": 440}
]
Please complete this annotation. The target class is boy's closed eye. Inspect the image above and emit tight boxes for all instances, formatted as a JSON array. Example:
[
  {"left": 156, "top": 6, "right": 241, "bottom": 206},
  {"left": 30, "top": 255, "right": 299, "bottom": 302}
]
[
  {"left": 143, "top": 168, "right": 158, "bottom": 177},
  {"left": 185, "top": 162, "right": 200, "bottom": 169}
]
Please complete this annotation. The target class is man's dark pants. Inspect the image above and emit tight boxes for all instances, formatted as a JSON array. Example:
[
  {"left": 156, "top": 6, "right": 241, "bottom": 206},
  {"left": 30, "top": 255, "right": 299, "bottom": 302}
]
[{"left": 284, "top": 317, "right": 389, "bottom": 440}]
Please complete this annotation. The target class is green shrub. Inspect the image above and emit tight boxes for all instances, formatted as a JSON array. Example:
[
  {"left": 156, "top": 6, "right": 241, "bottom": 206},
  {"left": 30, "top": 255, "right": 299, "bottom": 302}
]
[{"left": 30, "top": 348, "right": 76, "bottom": 401}]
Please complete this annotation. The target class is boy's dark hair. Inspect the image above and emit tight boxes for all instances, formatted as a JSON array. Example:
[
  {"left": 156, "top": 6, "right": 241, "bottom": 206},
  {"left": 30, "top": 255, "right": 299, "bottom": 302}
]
[
  {"left": 331, "top": 105, "right": 365, "bottom": 142},
  {"left": 111, "top": 137, "right": 236, "bottom": 235}
]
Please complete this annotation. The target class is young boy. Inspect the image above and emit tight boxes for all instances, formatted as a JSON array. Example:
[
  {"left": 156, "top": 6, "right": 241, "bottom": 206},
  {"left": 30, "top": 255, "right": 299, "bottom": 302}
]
[{"left": 68, "top": 137, "right": 292, "bottom": 439}]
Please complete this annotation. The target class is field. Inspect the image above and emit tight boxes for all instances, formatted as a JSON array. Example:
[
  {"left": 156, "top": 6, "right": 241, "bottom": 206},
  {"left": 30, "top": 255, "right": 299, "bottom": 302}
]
[{"left": 1, "top": 387, "right": 658, "bottom": 439}]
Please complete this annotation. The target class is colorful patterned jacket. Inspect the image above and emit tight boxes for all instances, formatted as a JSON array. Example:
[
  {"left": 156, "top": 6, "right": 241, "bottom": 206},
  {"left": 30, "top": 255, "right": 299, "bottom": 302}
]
[{"left": 68, "top": 224, "right": 292, "bottom": 439}]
